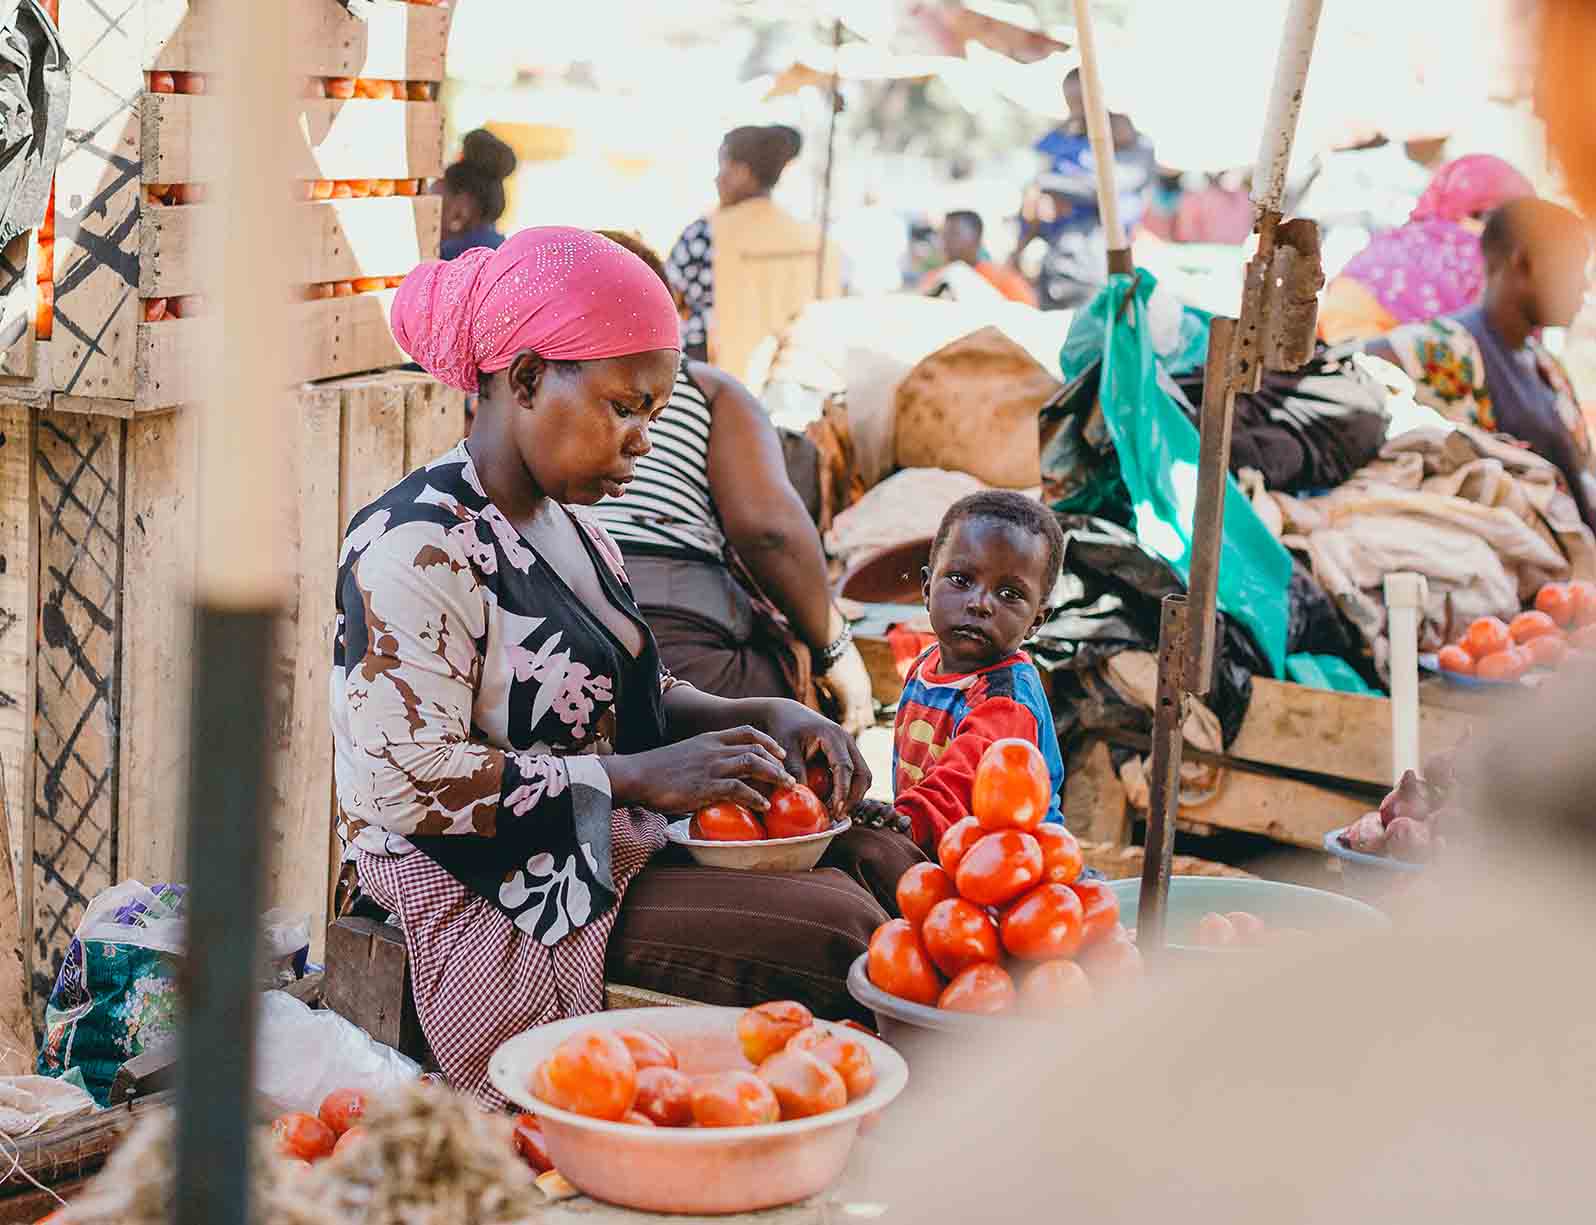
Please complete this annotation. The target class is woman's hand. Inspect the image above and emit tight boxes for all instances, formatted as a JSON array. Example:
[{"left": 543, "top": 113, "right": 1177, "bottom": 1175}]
[
  {"left": 603, "top": 726, "right": 790, "bottom": 816},
  {"left": 756, "top": 699, "right": 872, "bottom": 819},
  {"left": 818, "top": 643, "right": 876, "bottom": 738}
]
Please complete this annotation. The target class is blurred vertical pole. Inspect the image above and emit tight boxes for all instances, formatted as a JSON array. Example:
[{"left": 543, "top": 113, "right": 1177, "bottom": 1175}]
[
  {"left": 172, "top": 0, "right": 294, "bottom": 1220},
  {"left": 816, "top": 16, "right": 842, "bottom": 297},
  {"left": 1069, "top": 0, "right": 1131, "bottom": 275}
]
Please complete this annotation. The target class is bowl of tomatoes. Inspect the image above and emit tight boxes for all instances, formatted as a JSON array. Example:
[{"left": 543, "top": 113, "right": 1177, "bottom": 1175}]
[
  {"left": 1106, "top": 877, "right": 1388, "bottom": 953},
  {"left": 667, "top": 779, "right": 851, "bottom": 872},
  {"left": 488, "top": 1003, "right": 908, "bottom": 1215},
  {"left": 1432, "top": 582, "right": 1596, "bottom": 687}
]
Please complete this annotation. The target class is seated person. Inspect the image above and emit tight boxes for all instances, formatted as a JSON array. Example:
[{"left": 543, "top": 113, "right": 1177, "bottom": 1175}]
[
  {"left": 922, "top": 210, "right": 1037, "bottom": 307},
  {"left": 1365, "top": 198, "right": 1596, "bottom": 531},
  {"left": 889, "top": 492, "right": 1066, "bottom": 853}
]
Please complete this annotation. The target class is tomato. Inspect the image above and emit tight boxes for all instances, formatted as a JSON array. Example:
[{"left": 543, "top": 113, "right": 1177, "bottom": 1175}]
[
  {"left": 690, "top": 803, "right": 766, "bottom": 842},
  {"left": 1475, "top": 647, "right": 1530, "bottom": 682},
  {"left": 1437, "top": 643, "right": 1475, "bottom": 675},
  {"left": 174, "top": 72, "right": 206, "bottom": 95},
  {"left": 34, "top": 283, "right": 49, "bottom": 339},
  {"left": 1463, "top": 616, "right": 1512, "bottom": 660},
  {"left": 333, "top": 1125, "right": 366, "bottom": 1156},
  {"left": 736, "top": 1000, "right": 814, "bottom": 1065},
  {"left": 143, "top": 297, "right": 168, "bottom": 323},
  {"left": 371, "top": 178, "right": 397, "bottom": 198},
  {"left": 311, "top": 179, "right": 334, "bottom": 200},
  {"left": 920, "top": 897, "right": 1001, "bottom": 978},
  {"left": 971, "top": 738, "right": 1051, "bottom": 832},
  {"left": 1224, "top": 911, "right": 1266, "bottom": 946},
  {"left": 786, "top": 1027, "right": 875, "bottom": 1099},
  {"left": 937, "top": 962, "right": 1016, "bottom": 1014},
  {"left": 936, "top": 816, "right": 985, "bottom": 875},
  {"left": 1066, "top": 879, "right": 1120, "bottom": 948},
  {"left": 330, "top": 182, "right": 354, "bottom": 199},
  {"left": 385, "top": 275, "right": 406, "bottom": 289},
  {"left": 394, "top": 178, "right": 421, "bottom": 197},
  {"left": 1536, "top": 581, "right": 1577, "bottom": 626},
  {"left": 355, "top": 77, "right": 396, "bottom": 100},
  {"left": 407, "top": 80, "right": 434, "bottom": 102},
  {"left": 999, "top": 882, "right": 1085, "bottom": 961},
  {"left": 1571, "top": 623, "right": 1596, "bottom": 651},
  {"left": 805, "top": 761, "right": 834, "bottom": 802},
  {"left": 954, "top": 830, "right": 1043, "bottom": 908},
  {"left": 352, "top": 276, "right": 387, "bottom": 293},
  {"left": 632, "top": 1065, "right": 694, "bottom": 1127},
  {"left": 1526, "top": 633, "right": 1569, "bottom": 669},
  {"left": 756, "top": 1049, "right": 847, "bottom": 1119},
  {"left": 346, "top": 179, "right": 373, "bottom": 199},
  {"left": 36, "top": 235, "right": 52, "bottom": 283},
  {"left": 1195, "top": 912, "right": 1235, "bottom": 947},
  {"left": 1573, "top": 581, "right": 1596, "bottom": 627},
  {"left": 1019, "top": 959, "right": 1094, "bottom": 1012},
  {"left": 689, "top": 1070, "right": 780, "bottom": 1127},
  {"left": 1078, "top": 932, "right": 1144, "bottom": 989},
  {"left": 512, "top": 1112, "right": 553, "bottom": 1172},
  {"left": 148, "top": 71, "right": 176, "bottom": 93},
  {"left": 317, "top": 1087, "right": 367, "bottom": 1135},
  {"left": 867, "top": 918, "right": 943, "bottom": 1006},
  {"left": 616, "top": 1029, "right": 677, "bottom": 1072},
  {"left": 1033, "top": 822, "right": 1084, "bottom": 885},
  {"left": 1509, "top": 610, "right": 1558, "bottom": 645},
  {"left": 764, "top": 784, "right": 829, "bottom": 839},
  {"left": 895, "top": 862, "right": 957, "bottom": 929},
  {"left": 272, "top": 1112, "right": 337, "bottom": 1162},
  {"left": 326, "top": 76, "right": 357, "bottom": 99},
  {"left": 532, "top": 1031, "right": 637, "bottom": 1121}
]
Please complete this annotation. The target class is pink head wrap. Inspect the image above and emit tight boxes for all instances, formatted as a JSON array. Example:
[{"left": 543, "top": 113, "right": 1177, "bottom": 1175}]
[
  {"left": 390, "top": 226, "right": 681, "bottom": 392},
  {"left": 1410, "top": 154, "right": 1534, "bottom": 224}
]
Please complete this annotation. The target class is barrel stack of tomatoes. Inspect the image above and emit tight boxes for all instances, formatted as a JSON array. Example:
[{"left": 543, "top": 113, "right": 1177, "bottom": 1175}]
[
  {"left": 867, "top": 739, "right": 1142, "bottom": 1015},
  {"left": 1437, "top": 580, "right": 1596, "bottom": 682}
]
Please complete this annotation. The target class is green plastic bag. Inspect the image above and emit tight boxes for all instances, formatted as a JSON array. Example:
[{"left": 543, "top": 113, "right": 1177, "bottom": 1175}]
[
  {"left": 1286, "top": 653, "right": 1377, "bottom": 695},
  {"left": 1059, "top": 273, "right": 1292, "bottom": 674}
]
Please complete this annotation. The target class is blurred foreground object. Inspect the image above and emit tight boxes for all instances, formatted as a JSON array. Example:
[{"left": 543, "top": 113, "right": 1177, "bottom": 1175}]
[{"left": 1535, "top": 0, "right": 1596, "bottom": 214}]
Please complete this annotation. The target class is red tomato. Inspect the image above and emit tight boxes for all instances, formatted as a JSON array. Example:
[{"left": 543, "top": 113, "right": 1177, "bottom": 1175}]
[
  {"left": 1033, "top": 822, "right": 1084, "bottom": 885},
  {"left": 954, "top": 830, "right": 1043, "bottom": 908},
  {"left": 174, "top": 71, "right": 206, "bottom": 95},
  {"left": 1225, "top": 911, "right": 1266, "bottom": 946},
  {"left": 352, "top": 276, "right": 387, "bottom": 293},
  {"left": 786, "top": 1027, "right": 875, "bottom": 1099},
  {"left": 148, "top": 70, "right": 176, "bottom": 93},
  {"left": 304, "top": 283, "right": 333, "bottom": 301},
  {"left": 633, "top": 1066, "right": 694, "bottom": 1127},
  {"left": 1066, "top": 879, "right": 1120, "bottom": 948},
  {"left": 34, "top": 283, "right": 50, "bottom": 338},
  {"left": 689, "top": 1070, "right": 780, "bottom": 1127},
  {"left": 370, "top": 178, "right": 397, "bottom": 198},
  {"left": 1195, "top": 912, "right": 1236, "bottom": 947},
  {"left": 1572, "top": 581, "right": 1596, "bottom": 627},
  {"left": 1078, "top": 932, "right": 1144, "bottom": 989},
  {"left": 936, "top": 962, "right": 1016, "bottom": 1014},
  {"left": 385, "top": 275, "right": 405, "bottom": 289},
  {"left": 804, "top": 760, "right": 834, "bottom": 802},
  {"left": 736, "top": 1000, "right": 813, "bottom": 1065},
  {"left": 36, "top": 235, "right": 52, "bottom": 283},
  {"left": 1571, "top": 623, "right": 1596, "bottom": 651},
  {"left": 311, "top": 179, "right": 334, "bottom": 201},
  {"left": 1509, "top": 610, "right": 1559, "bottom": 644},
  {"left": 272, "top": 1112, "right": 337, "bottom": 1162},
  {"left": 407, "top": 80, "right": 434, "bottom": 101},
  {"left": 1463, "top": 616, "right": 1512, "bottom": 660},
  {"left": 326, "top": 76, "right": 357, "bottom": 99},
  {"left": 330, "top": 182, "right": 354, "bottom": 199},
  {"left": 355, "top": 77, "right": 396, "bottom": 100},
  {"left": 1019, "top": 959, "right": 1094, "bottom": 1012},
  {"left": 395, "top": 177, "right": 421, "bottom": 197},
  {"left": 920, "top": 897, "right": 1001, "bottom": 978},
  {"left": 895, "top": 862, "right": 957, "bottom": 929},
  {"left": 971, "top": 738, "right": 1051, "bottom": 832},
  {"left": 1475, "top": 647, "right": 1530, "bottom": 682},
  {"left": 936, "top": 816, "right": 985, "bottom": 876},
  {"left": 143, "top": 297, "right": 168, "bottom": 323},
  {"left": 1526, "top": 633, "right": 1568, "bottom": 669},
  {"left": 1437, "top": 643, "right": 1476, "bottom": 675},
  {"left": 866, "top": 918, "right": 943, "bottom": 1006},
  {"left": 333, "top": 1125, "right": 366, "bottom": 1156},
  {"left": 346, "top": 179, "right": 373, "bottom": 199},
  {"left": 616, "top": 1029, "right": 677, "bottom": 1072},
  {"left": 317, "top": 1087, "right": 367, "bottom": 1135},
  {"left": 512, "top": 1112, "right": 552, "bottom": 1172},
  {"left": 690, "top": 803, "right": 766, "bottom": 842},
  {"left": 1536, "top": 581, "right": 1577, "bottom": 627},
  {"left": 999, "top": 882, "right": 1085, "bottom": 961},
  {"left": 756, "top": 1049, "right": 847, "bottom": 1120},
  {"left": 532, "top": 1031, "right": 637, "bottom": 1121},
  {"left": 764, "top": 784, "right": 829, "bottom": 839}
]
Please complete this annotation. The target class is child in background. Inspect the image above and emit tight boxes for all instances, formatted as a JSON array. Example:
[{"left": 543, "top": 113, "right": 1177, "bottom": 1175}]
[
  {"left": 890, "top": 492, "right": 1068, "bottom": 853},
  {"left": 440, "top": 129, "right": 518, "bottom": 261}
]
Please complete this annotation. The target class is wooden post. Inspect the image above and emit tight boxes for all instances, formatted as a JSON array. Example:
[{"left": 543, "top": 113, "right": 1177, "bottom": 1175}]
[
  {"left": 816, "top": 17, "right": 843, "bottom": 298},
  {"left": 1069, "top": 0, "right": 1130, "bottom": 274}
]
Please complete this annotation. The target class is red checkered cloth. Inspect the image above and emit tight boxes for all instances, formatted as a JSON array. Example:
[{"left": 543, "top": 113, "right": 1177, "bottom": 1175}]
[{"left": 357, "top": 806, "right": 668, "bottom": 1109}]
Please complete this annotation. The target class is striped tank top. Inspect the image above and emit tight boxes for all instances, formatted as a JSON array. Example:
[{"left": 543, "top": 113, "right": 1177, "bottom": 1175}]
[{"left": 590, "top": 364, "right": 725, "bottom": 560}]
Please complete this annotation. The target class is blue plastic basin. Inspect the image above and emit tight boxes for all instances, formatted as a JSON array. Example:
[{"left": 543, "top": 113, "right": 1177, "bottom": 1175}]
[{"left": 1109, "top": 876, "right": 1389, "bottom": 952}]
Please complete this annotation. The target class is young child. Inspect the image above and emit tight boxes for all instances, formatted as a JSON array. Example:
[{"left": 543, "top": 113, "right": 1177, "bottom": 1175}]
[{"left": 891, "top": 491, "right": 1067, "bottom": 853}]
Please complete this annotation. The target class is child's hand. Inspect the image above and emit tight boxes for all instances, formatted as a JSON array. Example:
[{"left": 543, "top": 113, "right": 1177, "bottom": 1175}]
[{"left": 852, "top": 799, "right": 911, "bottom": 835}]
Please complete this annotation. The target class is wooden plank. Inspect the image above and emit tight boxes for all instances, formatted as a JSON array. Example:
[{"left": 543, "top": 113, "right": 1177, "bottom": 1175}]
[
  {"left": 1078, "top": 840, "right": 1256, "bottom": 881},
  {"left": 321, "top": 916, "right": 426, "bottom": 1060},
  {"left": 141, "top": 95, "right": 446, "bottom": 185},
  {"left": 146, "top": 0, "right": 452, "bottom": 80},
  {"left": 0, "top": 1090, "right": 170, "bottom": 1197},
  {"left": 116, "top": 410, "right": 197, "bottom": 888},
  {"left": 31, "top": 411, "right": 123, "bottom": 1013},
  {"left": 140, "top": 196, "right": 442, "bottom": 296},
  {"left": 46, "top": 395, "right": 135, "bottom": 420},
  {"left": 402, "top": 375, "right": 465, "bottom": 471},
  {"left": 53, "top": 0, "right": 146, "bottom": 400},
  {"left": 1136, "top": 768, "right": 1369, "bottom": 851},
  {"left": 1064, "top": 739, "right": 1129, "bottom": 845},
  {"left": 337, "top": 376, "right": 408, "bottom": 532},
  {"left": 0, "top": 232, "right": 37, "bottom": 381},
  {"left": 0, "top": 402, "right": 35, "bottom": 927}
]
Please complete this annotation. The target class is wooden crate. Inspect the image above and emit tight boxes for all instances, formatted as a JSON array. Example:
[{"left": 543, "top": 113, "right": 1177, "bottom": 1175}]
[
  {"left": 3, "top": 371, "right": 464, "bottom": 1018},
  {"left": 49, "top": 0, "right": 449, "bottom": 408}
]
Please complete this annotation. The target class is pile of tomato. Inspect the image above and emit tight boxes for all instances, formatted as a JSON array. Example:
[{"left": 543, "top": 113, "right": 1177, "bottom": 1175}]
[
  {"left": 271, "top": 1087, "right": 369, "bottom": 1167},
  {"left": 867, "top": 739, "right": 1142, "bottom": 1015},
  {"left": 690, "top": 765, "right": 837, "bottom": 842},
  {"left": 1437, "top": 580, "right": 1596, "bottom": 682}
]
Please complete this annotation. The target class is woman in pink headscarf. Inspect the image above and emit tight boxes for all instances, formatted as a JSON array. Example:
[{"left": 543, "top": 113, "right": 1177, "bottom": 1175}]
[
  {"left": 1319, "top": 154, "right": 1536, "bottom": 344},
  {"left": 331, "top": 228, "right": 912, "bottom": 1106}
]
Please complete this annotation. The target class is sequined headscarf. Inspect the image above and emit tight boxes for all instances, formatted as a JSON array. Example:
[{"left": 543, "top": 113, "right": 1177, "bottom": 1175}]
[{"left": 390, "top": 226, "right": 681, "bottom": 393}]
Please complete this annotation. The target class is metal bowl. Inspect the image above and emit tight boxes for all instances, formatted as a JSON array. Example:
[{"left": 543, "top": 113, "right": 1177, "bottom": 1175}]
[
  {"left": 488, "top": 1005, "right": 908, "bottom": 1215},
  {"left": 665, "top": 817, "right": 852, "bottom": 872}
]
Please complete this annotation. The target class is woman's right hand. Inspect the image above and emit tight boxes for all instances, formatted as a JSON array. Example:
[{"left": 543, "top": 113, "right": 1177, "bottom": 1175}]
[{"left": 602, "top": 726, "right": 790, "bottom": 816}]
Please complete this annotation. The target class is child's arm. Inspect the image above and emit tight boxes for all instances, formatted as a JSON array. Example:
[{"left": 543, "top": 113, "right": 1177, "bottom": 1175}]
[{"left": 895, "top": 698, "right": 1044, "bottom": 852}]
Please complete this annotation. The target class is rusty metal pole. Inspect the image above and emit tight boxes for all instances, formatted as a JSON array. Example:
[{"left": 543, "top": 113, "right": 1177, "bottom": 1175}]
[{"left": 1136, "top": 597, "right": 1188, "bottom": 955}]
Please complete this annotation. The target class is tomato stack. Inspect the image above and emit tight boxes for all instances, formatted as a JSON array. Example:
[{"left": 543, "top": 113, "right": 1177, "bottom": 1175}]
[
  {"left": 691, "top": 767, "right": 836, "bottom": 842},
  {"left": 1437, "top": 581, "right": 1596, "bottom": 682},
  {"left": 867, "top": 739, "right": 1142, "bottom": 1015},
  {"left": 271, "top": 1087, "right": 369, "bottom": 1166}
]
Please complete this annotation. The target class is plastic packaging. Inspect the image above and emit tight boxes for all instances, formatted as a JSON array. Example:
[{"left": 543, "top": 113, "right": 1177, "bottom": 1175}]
[
  {"left": 258, "top": 908, "right": 311, "bottom": 989},
  {"left": 0, "top": 1074, "right": 95, "bottom": 1136},
  {"left": 254, "top": 990, "right": 422, "bottom": 1116}
]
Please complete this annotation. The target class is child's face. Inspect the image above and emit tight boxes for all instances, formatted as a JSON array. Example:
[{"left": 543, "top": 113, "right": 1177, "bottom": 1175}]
[
  {"left": 442, "top": 188, "right": 482, "bottom": 238},
  {"left": 923, "top": 515, "right": 1051, "bottom": 674}
]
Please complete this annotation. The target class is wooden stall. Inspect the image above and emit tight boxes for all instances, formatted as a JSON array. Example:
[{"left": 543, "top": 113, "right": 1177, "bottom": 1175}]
[{"left": 0, "top": 0, "right": 463, "bottom": 1026}]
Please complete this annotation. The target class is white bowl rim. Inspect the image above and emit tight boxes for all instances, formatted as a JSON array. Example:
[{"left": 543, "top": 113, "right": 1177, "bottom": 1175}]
[
  {"left": 664, "top": 816, "right": 853, "bottom": 849},
  {"left": 487, "top": 1004, "right": 907, "bottom": 1143}
]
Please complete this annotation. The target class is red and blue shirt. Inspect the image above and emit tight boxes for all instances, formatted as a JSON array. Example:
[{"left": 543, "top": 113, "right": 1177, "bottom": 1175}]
[{"left": 891, "top": 646, "right": 1066, "bottom": 850}]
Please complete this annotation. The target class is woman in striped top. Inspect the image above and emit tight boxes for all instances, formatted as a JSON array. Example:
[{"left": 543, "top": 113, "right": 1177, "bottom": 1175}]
[{"left": 590, "top": 233, "right": 874, "bottom": 733}]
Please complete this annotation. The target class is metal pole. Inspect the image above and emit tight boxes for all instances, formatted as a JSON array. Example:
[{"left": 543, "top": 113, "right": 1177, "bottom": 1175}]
[
  {"left": 1137, "top": 597, "right": 1187, "bottom": 956},
  {"left": 816, "top": 17, "right": 842, "bottom": 298},
  {"left": 1183, "top": 316, "right": 1238, "bottom": 695},
  {"left": 1251, "top": 0, "right": 1326, "bottom": 217},
  {"left": 1069, "top": 0, "right": 1132, "bottom": 275}
]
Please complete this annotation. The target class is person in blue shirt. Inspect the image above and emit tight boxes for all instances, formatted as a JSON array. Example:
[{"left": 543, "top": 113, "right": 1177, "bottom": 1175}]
[{"left": 440, "top": 129, "right": 517, "bottom": 261}]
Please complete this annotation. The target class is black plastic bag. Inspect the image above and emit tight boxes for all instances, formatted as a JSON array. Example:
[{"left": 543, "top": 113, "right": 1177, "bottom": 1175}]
[{"left": 0, "top": 0, "right": 68, "bottom": 247}]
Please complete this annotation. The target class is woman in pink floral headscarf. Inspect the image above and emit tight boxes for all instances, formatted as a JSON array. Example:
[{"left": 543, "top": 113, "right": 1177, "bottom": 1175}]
[{"left": 1319, "top": 154, "right": 1536, "bottom": 344}]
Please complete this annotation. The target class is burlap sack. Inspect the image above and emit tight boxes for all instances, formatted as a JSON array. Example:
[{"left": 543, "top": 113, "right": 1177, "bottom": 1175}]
[{"left": 892, "top": 326, "right": 1059, "bottom": 489}]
